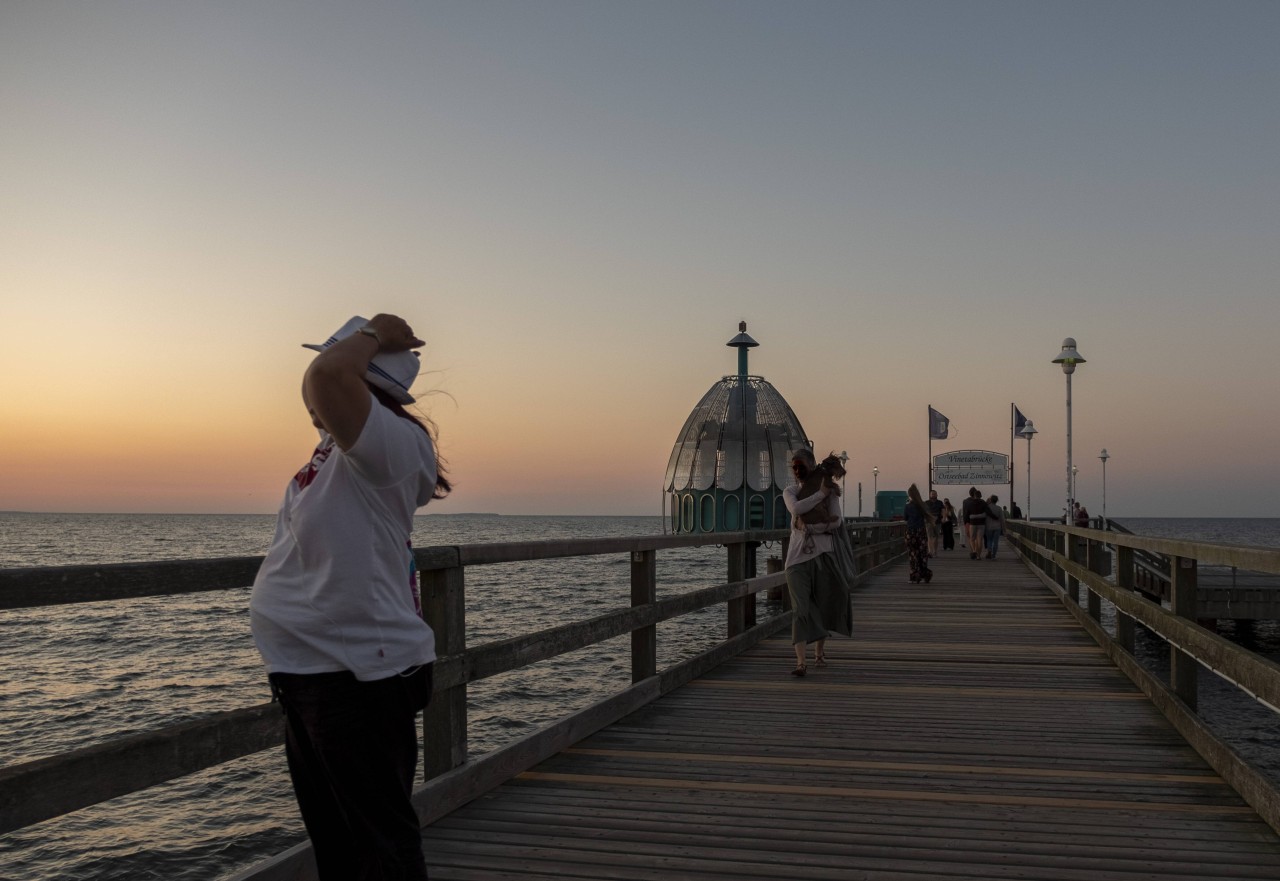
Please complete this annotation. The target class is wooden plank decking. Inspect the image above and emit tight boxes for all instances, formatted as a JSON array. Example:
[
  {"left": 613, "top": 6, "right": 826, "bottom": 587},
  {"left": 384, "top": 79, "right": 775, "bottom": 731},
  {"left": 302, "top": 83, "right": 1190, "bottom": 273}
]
[{"left": 419, "top": 548, "right": 1280, "bottom": 879}]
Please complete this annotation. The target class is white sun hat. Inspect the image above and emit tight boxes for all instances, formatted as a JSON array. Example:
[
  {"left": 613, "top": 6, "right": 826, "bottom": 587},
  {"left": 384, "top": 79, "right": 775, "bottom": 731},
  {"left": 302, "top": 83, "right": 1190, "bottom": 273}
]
[{"left": 303, "top": 315, "right": 420, "bottom": 404}]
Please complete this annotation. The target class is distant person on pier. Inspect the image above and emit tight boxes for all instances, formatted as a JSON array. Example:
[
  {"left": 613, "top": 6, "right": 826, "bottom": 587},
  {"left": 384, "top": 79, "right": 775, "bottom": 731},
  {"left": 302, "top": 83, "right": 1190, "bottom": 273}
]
[
  {"left": 1009, "top": 500, "right": 1023, "bottom": 520},
  {"left": 961, "top": 487, "right": 987, "bottom": 560},
  {"left": 903, "top": 484, "right": 935, "bottom": 583},
  {"left": 940, "top": 498, "right": 957, "bottom": 550},
  {"left": 1074, "top": 502, "right": 1091, "bottom": 528},
  {"left": 984, "top": 495, "right": 1004, "bottom": 559},
  {"left": 924, "top": 489, "right": 944, "bottom": 556},
  {"left": 783, "top": 448, "right": 853, "bottom": 677},
  {"left": 250, "top": 313, "right": 451, "bottom": 881}
]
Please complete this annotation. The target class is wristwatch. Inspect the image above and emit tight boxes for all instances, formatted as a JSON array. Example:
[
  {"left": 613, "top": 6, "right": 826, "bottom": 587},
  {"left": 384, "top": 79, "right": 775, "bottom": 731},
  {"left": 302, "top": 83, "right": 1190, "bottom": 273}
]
[{"left": 356, "top": 325, "right": 380, "bottom": 344}]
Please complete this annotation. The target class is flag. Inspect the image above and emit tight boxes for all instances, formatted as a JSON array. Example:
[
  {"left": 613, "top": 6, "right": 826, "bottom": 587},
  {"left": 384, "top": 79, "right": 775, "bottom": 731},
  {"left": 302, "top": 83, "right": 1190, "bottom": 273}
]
[
  {"left": 1013, "top": 405, "right": 1030, "bottom": 438},
  {"left": 928, "top": 406, "right": 949, "bottom": 440}
]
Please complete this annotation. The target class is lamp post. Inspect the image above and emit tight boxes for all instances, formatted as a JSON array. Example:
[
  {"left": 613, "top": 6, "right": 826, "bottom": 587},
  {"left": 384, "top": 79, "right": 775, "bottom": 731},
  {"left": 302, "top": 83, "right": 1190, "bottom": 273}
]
[
  {"left": 1072, "top": 465, "right": 1079, "bottom": 504},
  {"left": 839, "top": 451, "right": 849, "bottom": 518},
  {"left": 1099, "top": 448, "right": 1110, "bottom": 528},
  {"left": 872, "top": 466, "right": 879, "bottom": 518},
  {"left": 1051, "top": 337, "right": 1086, "bottom": 524},
  {"left": 1020, "top": 420, "right": 1037, "bottom": 517}
]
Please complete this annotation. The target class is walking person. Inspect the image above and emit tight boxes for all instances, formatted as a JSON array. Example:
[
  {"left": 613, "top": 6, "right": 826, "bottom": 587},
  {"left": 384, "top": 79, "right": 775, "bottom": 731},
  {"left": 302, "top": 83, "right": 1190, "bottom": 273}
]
[
  {"left": 782, "top": 448, "right": 852, "bottom": 677},
  {"left": 940, "top": 498, "right": 957, "bottom": 550},
  {"left": 904, "top": 484, "right": 934, "bottom": 583},
  {"left": 984, "top": 495, "right": 1005, "bottom": 559},
  {"left": 961, "top": 487, "right": 987, "bottom": 560},
  {"left": 924, "top": 489, "right": 944, "bottom": 557},
  {"left": 250, "top": 314, "right": 452, "bottom": 881}
]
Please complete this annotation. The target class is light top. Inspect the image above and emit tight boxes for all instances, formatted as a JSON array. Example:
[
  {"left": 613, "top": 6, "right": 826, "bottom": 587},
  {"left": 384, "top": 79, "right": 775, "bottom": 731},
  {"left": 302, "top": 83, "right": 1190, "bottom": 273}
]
[
  {"left": 1052, "top": 337, "right": 1086, "bottom": 374},
  {"left": 1020, "top": 420, "right": 1038, "bottom": 438},
  {"left": 726, "top": 321, "right": 759, "bottom": 349}
]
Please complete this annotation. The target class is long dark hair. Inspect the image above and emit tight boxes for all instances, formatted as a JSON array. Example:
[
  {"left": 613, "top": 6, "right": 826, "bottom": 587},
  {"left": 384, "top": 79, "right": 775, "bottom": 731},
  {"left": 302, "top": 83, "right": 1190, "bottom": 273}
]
[
  {"left": 906, "top": 483, "right": 934, "bottom": 522},
  {"left": 368, "top": 383, "right": 452, "bottom": 499}
]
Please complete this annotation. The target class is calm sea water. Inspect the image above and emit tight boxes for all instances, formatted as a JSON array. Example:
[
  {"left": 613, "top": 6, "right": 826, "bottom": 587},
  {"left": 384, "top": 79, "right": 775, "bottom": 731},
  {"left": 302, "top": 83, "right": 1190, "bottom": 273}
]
[
  {"left": 1, "top": 515, "right": 1278, "bottom": 880},
  {"left": 0, "top": 512, "right": 747, "bottom": 881}
]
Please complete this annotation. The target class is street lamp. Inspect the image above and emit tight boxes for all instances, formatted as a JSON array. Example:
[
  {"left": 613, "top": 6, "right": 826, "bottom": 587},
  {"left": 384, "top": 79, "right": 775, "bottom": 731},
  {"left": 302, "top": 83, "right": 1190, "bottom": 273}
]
[
  {"left": 1020, "top": 420, "right": 1037, "bottom": 517},
  {"left": 872, "top": 466, "right": 879, "bottom": 518},
  {"left": 1072, "top": 465, "right": 1079, "bottom": 503},
  {"left": 1099, "top": 448, "right": 1110, "bottom": 528},
  {"left": 1052, "top": 337, "right": 1086, "bottom": 524}
]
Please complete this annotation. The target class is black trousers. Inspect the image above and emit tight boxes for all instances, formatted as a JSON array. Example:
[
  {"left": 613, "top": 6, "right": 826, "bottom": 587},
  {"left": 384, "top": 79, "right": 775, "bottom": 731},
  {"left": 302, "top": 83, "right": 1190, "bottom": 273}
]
[{"left": 269, "top": 664, "right": 433, "bottom": 881}]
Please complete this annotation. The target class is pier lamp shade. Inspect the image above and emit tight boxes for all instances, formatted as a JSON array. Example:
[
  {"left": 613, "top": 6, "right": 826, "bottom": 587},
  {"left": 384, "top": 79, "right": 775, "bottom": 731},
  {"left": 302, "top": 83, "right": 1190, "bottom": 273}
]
[
  {"left": 1052, "top": 338, "right": 1086, "bottom": 374},
  {"left": 1021, "top": 421, "right": 1038, "bottom": 439}
]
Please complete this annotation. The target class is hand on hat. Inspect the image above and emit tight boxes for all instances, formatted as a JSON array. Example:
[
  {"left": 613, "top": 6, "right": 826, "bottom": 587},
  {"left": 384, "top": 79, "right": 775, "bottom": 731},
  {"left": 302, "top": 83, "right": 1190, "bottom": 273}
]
[{"left": 365, "top": 314, "right": 425, "bottom": 352}]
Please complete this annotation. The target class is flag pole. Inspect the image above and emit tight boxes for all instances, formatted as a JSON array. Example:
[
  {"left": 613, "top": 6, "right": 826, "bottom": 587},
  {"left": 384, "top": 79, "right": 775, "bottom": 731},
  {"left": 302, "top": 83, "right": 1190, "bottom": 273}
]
[
  {"left": 1009, "top": 403, "right": 1015, "bottom": 513},
  {"left": 928, "top": 405, "right": 933, "bottom": 495}
]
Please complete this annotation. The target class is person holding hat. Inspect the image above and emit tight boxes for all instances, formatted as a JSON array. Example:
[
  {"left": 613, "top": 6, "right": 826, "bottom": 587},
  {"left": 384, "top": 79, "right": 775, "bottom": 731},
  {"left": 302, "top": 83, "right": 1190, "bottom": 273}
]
[{"left": 250, "top": 313, "right": 450, "bottom": 881}]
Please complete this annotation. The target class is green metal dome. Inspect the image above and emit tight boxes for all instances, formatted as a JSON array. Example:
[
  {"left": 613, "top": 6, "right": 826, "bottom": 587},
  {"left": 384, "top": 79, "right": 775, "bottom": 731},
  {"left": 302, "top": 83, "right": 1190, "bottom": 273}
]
[{"left": 664, "top": 323, "right": 810, "bottom": 533}]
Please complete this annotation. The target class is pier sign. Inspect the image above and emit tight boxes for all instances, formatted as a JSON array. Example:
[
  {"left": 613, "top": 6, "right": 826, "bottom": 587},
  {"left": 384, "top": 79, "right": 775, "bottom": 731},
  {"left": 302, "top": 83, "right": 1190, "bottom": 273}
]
[{"left": 932, "top": 450, "right": 1009, "bottom": 485}]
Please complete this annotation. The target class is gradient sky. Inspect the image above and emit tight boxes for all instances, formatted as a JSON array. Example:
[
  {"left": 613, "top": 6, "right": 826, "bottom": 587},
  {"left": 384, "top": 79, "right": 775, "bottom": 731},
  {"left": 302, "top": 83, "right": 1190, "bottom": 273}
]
[{"left": 2, "top": 1, "right": 1278, "bottom": 518}]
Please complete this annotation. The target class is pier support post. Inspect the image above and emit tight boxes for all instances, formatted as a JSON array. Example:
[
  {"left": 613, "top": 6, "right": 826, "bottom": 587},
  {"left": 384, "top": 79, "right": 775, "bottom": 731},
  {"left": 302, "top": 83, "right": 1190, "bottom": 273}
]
[
  {"left": 631, "top": 550, "right": 657, "bottom": 682},
  {"left": 1086, "top": 538, "right": 1102, "bottom": 622},
  {"left": 422, "top": 560, "right": 467, "bottom": 780},
  {"left": 1116, "top": 546, "right": 1135, "bottom": 653},
  {"left": 1066, "top": 532, "right": 1082, "bottom": 604},
  {"left": 1053, "top": 531, "right": 1067, "bottom": 592},
  {"left": 727, "top": 541, "right": 750, "bottom": 638},
  {"left": 1170, "top": 555, "right": 1199, "bottom": 712}
]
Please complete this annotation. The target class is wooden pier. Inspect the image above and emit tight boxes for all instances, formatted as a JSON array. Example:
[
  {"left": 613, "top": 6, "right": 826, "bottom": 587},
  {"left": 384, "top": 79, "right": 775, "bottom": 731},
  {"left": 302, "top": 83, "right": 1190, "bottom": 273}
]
[
  {"left": 411, "top": 550, "right": 1280, "bottom": 880},
  {"left": 6, "top": 522, "right": 1280, "bottom": 880}
]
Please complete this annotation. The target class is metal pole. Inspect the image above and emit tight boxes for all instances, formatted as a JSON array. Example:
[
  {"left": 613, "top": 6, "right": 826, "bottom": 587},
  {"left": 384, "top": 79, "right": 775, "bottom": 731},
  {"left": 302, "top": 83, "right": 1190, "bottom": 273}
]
[
  {"left": 1102, "top": 457, "right": 1107, "bottom": 528},
  {"left": 1024, "top": 437, "right": 1034, "bottom": 519},
  {"left": 839, "top": 451, "right": 849, "bottom": 521},
  {"left": 1065, "top": 372, "right": 1073, "bottom": 524}
]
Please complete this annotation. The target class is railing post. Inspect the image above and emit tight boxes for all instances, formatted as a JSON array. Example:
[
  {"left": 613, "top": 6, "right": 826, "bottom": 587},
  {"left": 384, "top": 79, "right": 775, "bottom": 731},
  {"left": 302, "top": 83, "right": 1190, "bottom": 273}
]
[
  {"left": 421, "top": 557, "right": 466, "bottom": 780},
  {"left": 1054, "top": 531, "right": 1067, "bottom": 596},
  {"left": 1170, "top": 555, "right": 1199, "bottom": 711},
  {"left": 631, "top": 549, "right": 657, "bottom": 683},
  {"left": 1086, "top": 538, "right": 1102, "bottom": 621},
  {"left": 1116, "top": 545, "right": 1135, "bottom": 653},
  {"left": 727, "top": 540, "right": 748, "bottom": 638},
  {"left": 778, "top": 535, "right": 792, "bottom": 610}
]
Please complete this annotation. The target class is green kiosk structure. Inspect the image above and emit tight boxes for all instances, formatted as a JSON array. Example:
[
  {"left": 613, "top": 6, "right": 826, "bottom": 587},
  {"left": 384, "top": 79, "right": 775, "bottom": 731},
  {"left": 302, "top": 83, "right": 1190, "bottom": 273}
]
[{"left": 664, "top": 323, "right": 811, "bottom": 535}]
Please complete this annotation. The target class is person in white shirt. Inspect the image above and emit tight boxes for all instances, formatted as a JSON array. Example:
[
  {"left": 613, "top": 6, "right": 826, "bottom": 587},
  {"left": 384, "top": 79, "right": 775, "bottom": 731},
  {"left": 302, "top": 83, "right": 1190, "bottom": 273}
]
[
  {"left": 251, "top": 313, "right": 450, "bottom": 881},
  {"left": 782, "top": 448, "right": 852, "bottom": 677}
]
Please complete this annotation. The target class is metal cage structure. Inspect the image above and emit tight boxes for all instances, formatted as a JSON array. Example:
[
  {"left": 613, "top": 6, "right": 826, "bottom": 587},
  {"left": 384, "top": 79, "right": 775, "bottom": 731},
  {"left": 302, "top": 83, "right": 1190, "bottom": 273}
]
[{"left": 663, "top": 324, "right": 811, "bottom": 534}]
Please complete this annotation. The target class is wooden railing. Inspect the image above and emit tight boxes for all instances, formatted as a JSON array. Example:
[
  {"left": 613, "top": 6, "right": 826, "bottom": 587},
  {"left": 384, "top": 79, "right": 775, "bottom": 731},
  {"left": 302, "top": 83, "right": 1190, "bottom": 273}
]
[
  {"left": 0, "top": 522, "right": 906, "bottom": 844},
  {"left": 1006, "top": 520, "right": 1280, "bottom": 833}
]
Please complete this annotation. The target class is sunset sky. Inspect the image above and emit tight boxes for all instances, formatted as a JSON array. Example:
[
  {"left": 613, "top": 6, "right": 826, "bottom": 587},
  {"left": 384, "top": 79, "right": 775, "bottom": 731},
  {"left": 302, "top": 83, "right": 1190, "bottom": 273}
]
[{"left": 3, "top": 1, "right": 1278, "bottom": 518}]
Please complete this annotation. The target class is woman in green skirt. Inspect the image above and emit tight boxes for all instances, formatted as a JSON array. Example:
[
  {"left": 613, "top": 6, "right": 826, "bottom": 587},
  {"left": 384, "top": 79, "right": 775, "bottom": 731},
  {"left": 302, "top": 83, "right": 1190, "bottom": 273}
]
[{"left": 782, "top": 449, "right": 853, "bottom": 676}]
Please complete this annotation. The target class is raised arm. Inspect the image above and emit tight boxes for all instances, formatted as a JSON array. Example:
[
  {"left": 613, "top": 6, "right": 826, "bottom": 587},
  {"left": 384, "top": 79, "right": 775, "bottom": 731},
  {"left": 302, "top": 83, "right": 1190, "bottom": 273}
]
[{"left": 303, "top": 314, "right": 423, "bottom": 451}]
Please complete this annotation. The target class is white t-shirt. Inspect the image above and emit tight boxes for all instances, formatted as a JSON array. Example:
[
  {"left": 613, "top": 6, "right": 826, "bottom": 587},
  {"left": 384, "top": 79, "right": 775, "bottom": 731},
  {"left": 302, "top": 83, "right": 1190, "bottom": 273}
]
[
  {"left": 783, "top": 485, "right": 843, "bottom": 569},
  {"left": 250, "top": 402, "right": 438, "bottom": 681}
]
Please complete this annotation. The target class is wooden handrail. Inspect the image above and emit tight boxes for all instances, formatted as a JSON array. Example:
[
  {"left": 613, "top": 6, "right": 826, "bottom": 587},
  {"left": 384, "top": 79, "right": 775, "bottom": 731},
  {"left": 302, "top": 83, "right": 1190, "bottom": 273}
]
[
  {"left": 1020, "top": 521, "right": 1280, "bottom": 574},
  {"left": 0, "top": 523, "right": 906, "bottom": 836},
  {"left": 1005, "top": 520, "right": 1280, "bottom": 836}
]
